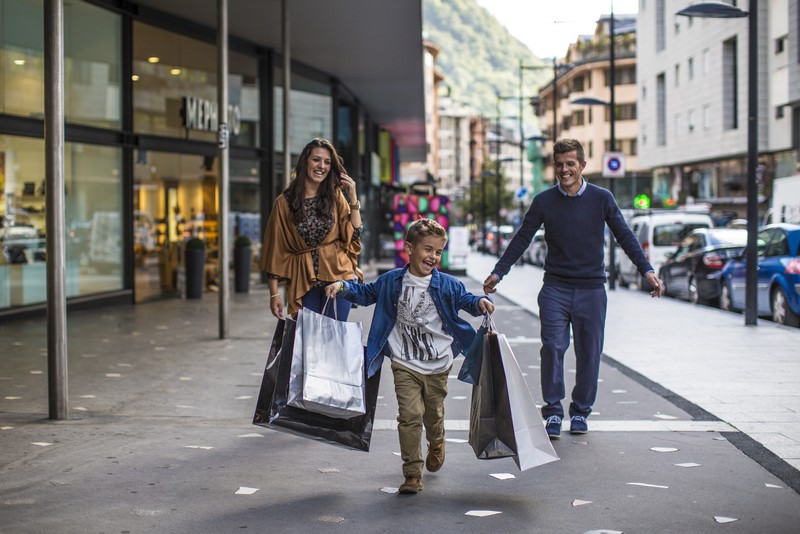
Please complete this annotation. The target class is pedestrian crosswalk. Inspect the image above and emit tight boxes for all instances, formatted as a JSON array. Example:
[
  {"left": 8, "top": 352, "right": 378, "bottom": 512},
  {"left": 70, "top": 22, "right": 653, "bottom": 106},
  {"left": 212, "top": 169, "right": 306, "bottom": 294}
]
[{"left": 372, "top": 419, "right": 737, "bottom": 432}]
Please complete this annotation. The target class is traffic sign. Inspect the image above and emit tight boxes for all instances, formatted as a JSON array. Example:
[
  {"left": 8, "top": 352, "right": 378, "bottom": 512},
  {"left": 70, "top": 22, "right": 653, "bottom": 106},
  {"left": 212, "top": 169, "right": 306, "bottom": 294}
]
[
  {"left": 514, "top": 186, "right": 529, "bottom": 201},
  {"left": 602, "top": 151, "right": 626, "bottom": 178}
]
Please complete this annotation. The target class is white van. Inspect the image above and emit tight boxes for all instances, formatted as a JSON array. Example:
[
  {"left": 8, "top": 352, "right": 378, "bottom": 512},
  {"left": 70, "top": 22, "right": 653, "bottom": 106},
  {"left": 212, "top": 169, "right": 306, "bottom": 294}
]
[{"left": 616, "top": 210, "right": 714, "bottom": 290}]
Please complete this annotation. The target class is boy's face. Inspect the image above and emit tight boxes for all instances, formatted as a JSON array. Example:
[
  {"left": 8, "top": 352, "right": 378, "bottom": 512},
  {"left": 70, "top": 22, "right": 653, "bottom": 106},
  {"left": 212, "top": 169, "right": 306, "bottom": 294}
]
[{"left": 404, "top": 235, "right": 447, "bottom": 277}]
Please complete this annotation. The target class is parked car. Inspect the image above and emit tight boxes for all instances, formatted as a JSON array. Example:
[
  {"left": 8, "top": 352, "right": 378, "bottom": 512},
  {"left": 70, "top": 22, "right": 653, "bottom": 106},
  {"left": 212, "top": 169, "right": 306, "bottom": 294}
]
[
  {"left": 484, "top": 225, "right": 514, "bottom": 255},
  {"left": 659, "top": 228, "right": 748, "bottom": 305},
  {"left": 719, "top": 223, "right": 800, "bottom": 327},
  {"left": 523, "top": 228, "right": 547, "bottom": 266},
  {"left": 616, "top": 210, "right": 714, "bottom": 290}
]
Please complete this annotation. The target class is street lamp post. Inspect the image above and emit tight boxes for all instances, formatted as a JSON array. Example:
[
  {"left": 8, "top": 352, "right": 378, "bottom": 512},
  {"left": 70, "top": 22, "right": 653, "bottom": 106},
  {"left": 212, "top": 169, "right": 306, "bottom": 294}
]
[
  {"left": 524, "top": 59, "right": 574, "bottom": 185},
  {"left": 677, "top": 1, "right": 758, "bottom": 326},
  {"left": 519, "top": 61, "right": 551, "bottom": 217},
  {"left": 495, "top": 92, "right": 522, "bottom": 252},
  {"left": 569, "top": 7, "right": 619, "bottom": 290}
]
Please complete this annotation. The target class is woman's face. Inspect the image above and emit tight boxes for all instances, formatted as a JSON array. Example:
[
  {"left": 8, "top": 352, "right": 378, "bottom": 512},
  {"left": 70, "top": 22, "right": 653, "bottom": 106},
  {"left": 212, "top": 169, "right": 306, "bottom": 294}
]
[{"left": 304, "top": 147, "right": 333, "bottom": 187}]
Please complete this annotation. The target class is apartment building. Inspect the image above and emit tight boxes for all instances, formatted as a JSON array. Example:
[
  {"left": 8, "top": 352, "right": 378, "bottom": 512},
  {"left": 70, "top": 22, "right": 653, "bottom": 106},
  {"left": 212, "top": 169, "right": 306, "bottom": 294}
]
[
  {"left": 535, "top": 14, "right": 646, "bottom": 207},
  {"left": 637, "top": 0, "right": 800, "bottom": 218}
]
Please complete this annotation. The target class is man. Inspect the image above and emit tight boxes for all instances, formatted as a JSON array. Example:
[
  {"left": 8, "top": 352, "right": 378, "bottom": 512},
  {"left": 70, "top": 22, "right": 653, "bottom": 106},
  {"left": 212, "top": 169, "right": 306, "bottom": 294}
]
[{"left": 482, "top": 139, "right": 664, "bottom": 439}]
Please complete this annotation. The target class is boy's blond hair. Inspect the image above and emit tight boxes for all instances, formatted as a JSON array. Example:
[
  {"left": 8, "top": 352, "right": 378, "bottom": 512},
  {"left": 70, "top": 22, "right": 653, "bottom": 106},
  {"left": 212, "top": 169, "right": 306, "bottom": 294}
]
[{"left": 405, "top": 218, "right": 448, "bottom": 245}]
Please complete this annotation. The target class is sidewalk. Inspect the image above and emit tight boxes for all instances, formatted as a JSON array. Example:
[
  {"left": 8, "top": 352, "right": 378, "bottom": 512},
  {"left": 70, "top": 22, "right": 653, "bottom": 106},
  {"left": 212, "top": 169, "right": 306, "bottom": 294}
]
[
  {"left": 2, "top": 254, "right": 799, "bottom": 532},
  {"left": 464, "top": 253, "right": 800, "bottom": 473}
]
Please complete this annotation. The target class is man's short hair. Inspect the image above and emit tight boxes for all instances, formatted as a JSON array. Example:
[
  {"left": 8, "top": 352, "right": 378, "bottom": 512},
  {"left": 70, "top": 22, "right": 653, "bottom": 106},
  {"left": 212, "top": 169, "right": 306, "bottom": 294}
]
[
  {"left": 405, "top": 218, "right": 448, "bottom": 245},
  {"left": 553, "top": 138, "right": 585, "bottom": 162}
]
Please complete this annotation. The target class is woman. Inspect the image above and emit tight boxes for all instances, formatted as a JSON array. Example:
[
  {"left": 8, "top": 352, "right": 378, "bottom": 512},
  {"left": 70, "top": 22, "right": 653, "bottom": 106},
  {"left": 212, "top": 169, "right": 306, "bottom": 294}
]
[{"left": 260, "top": 138, "right": 363, "bottom": 320}]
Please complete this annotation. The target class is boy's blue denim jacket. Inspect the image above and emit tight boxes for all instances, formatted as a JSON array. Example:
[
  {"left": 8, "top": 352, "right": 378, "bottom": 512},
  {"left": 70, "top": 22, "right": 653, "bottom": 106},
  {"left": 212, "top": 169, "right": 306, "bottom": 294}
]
[{"left": 340, "top": 265, "right": 487, "bottom": 378}]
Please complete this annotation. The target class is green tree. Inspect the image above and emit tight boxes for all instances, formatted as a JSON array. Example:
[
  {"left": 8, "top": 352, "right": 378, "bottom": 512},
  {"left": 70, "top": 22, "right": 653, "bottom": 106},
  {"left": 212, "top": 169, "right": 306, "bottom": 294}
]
[
  {"left": 423, "top": 0, "right": 549, "bottom": 117},
  {"left": 457, "top": 160, "right": 517, "bottom": 227}
]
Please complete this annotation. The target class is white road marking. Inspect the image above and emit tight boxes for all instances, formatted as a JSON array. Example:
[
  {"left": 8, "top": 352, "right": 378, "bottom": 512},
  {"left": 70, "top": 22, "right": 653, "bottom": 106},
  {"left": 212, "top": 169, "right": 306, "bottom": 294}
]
[{"left": 372, "top": 419, "right": 737, "bottom": 432}]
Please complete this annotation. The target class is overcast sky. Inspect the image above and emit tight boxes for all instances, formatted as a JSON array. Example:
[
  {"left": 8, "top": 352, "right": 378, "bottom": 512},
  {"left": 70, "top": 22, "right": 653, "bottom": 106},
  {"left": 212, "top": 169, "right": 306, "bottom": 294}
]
[{"left": 475, "top": 0, "right": 640, "bottom": 59}]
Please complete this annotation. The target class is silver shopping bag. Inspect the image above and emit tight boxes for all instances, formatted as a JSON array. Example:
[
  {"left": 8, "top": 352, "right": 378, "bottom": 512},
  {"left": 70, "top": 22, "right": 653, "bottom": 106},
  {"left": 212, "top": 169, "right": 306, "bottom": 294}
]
[
  {"left": 287, "top": 302, "right": 366, "bottom": 419},
  {"left": 494, "top": 331, "right": 560, "bottom": 471}
]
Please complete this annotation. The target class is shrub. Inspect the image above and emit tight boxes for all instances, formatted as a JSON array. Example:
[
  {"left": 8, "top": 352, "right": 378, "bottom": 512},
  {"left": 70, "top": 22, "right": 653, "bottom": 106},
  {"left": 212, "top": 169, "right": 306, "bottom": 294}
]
[
  {"left": 234, "top": 235, "right": 252, "bottom": 248},
  {"left": 185, "top": 237, "right": 205, "bottom": 250}
]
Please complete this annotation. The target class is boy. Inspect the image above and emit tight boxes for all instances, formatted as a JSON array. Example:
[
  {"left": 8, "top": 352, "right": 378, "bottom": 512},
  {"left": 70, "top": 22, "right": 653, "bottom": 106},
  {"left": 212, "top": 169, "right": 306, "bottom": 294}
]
[{"left": 325, "top": 218, "right": 494, "bottom": 494}]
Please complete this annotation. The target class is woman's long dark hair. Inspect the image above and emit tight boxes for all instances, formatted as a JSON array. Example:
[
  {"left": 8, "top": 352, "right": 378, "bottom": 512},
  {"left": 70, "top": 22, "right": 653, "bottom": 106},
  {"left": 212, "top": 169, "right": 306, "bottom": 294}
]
[{"left": 283, "top": 138, "right": 348, "bottom": 224}]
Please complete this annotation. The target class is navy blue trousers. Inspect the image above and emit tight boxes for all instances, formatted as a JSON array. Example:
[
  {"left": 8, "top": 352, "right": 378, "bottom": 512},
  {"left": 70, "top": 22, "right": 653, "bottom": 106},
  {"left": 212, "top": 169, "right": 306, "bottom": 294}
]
[
  {"left": 301, "top": 285, "right": 353, "bottom": 320},
  {"left": 537, "top": 284, "right": 607, "bottom": 419}
]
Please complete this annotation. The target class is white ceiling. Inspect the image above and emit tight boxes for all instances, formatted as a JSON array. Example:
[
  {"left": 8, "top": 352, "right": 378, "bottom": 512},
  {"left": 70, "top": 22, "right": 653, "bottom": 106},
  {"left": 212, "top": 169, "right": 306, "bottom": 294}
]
[{"left": 131, "top": 0, "right": 427, "bottom": 161}]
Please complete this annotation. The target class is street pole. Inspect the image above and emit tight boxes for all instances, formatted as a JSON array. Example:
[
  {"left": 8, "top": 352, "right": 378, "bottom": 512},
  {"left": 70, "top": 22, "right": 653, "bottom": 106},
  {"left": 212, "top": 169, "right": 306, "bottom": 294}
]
[
  {"left": 45, "top": 0, "right": 68, "bottom": 420},
  {"left": 519, "top": 59, "right": 525, "bottom": 220},
  {"left": 495, "top": 94, "right": 502, "bottom": 256},
  {"left": 608, "top": 3, "right": 617, "bottom": 290},
  {"left": 552, "top": 57, "right": 558, "bottom": 142},
  {"left": 744, "top": 1, "right": 759, "bottom": 325},
  {"left": 217, "top": 0, "right": 230, "bottom": 338},
  {"left": 481, "top": 170, "right": 487, "bottom": 254},
  {"left": 675, "top": 1, "right": 756, "bottom": 325}
]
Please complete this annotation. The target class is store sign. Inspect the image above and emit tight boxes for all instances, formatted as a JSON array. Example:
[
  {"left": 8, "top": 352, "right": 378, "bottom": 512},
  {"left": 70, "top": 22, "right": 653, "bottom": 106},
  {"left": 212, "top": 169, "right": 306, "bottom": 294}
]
[{"left": 181, "top": 96, "right": 241, "bottom": 137}]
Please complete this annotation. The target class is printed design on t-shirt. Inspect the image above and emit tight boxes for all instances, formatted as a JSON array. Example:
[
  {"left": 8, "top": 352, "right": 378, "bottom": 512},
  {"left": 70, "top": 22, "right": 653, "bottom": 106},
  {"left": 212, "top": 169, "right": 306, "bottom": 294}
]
[{"left": 395, "top": 285, "right": 439, "bottom": 361}]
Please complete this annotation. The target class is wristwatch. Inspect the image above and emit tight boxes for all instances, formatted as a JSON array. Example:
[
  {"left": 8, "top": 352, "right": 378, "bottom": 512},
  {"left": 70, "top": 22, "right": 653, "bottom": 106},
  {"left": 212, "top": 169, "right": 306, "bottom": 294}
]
[{"left": 349, "top": 200, "right": 361, "bottom": 211}]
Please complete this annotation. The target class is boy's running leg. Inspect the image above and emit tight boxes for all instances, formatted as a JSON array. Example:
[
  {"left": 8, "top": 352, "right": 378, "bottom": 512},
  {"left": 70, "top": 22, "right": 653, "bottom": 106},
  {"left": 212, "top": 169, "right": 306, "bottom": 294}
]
[
  {"left": 422, "top": 367, "right": 450, "bottom": 472},
  {"left": 392, "top": 361, "right": 425, "bottom": 493}
]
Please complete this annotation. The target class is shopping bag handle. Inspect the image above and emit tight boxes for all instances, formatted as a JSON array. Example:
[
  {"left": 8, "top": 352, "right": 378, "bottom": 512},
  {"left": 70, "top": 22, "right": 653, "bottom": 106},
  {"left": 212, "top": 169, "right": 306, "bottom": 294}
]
[
  {"left": 321, "top": 296, "right": 338, "bottom": 321},
  {"left": 483, "top": 312, "right": 497, "bottom": 333}
]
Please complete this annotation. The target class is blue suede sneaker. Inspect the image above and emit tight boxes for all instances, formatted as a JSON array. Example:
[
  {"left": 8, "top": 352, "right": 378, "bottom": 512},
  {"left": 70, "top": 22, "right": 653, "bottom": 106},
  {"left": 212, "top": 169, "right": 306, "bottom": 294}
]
[
  {"left": 570, "top": 415, "right": 588, "bottom": 434},
  {"left": 545, "top": 416, "right": 562, "bottom": 439}
]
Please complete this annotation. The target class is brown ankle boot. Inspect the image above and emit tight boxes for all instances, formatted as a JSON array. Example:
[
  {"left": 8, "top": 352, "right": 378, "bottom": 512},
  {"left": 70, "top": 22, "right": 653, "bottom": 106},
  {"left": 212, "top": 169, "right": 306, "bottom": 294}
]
[
  {"left": 426, "top": 442, "right": 445, "bottom": 472},
  {"left": 398, "top": 474, "right": 423, "bottom": 494}
]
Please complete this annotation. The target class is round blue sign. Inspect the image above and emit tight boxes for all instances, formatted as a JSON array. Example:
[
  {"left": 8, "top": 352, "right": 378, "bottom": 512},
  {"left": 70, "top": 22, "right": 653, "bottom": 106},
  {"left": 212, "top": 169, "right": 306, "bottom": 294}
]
[{"left": 608, "top": 157, "right": 621, "bottom": 171}]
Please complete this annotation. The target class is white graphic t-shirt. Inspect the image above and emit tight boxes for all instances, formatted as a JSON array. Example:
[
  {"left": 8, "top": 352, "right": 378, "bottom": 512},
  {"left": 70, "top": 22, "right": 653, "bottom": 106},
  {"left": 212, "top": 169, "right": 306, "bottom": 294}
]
[{"left": 388, "top": 271, "right": 454, "bottom": 375}]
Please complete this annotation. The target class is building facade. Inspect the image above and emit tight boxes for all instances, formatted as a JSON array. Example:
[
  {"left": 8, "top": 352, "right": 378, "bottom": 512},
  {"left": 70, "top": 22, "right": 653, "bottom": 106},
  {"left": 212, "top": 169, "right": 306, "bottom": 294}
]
[
  {"left": 436, "top": 97, "right": 470, "bottom": 206},
  {"left": 637, "top": 0, "right": 800, "bottom": 219},
  {"left": 0, "top": 0, "right": 425, "bottom": 317},
  {"left": 534, "top": 14, "right": 646, "bottom": 207}
]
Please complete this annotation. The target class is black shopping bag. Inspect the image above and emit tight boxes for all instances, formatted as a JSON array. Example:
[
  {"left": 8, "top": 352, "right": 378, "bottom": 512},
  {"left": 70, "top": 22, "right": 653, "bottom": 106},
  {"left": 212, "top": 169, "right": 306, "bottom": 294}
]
[
  {"left": 468, "top": 315, "right": 559, "bottom": 471},
  {"left": 468, "top": 332, "right": 518, "bottom": 460},
  {"left": 253, "top": 318, "right": 381, "bottom": 452},
  {"left": 457, "top": 316, "right": 489, "bottom": 385}
]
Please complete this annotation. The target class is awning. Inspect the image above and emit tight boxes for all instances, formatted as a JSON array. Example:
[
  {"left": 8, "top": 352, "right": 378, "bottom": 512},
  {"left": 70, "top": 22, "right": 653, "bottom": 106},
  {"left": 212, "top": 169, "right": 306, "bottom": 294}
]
[{"left": 132, "top": 0, "right": 427, "bottom": 161}]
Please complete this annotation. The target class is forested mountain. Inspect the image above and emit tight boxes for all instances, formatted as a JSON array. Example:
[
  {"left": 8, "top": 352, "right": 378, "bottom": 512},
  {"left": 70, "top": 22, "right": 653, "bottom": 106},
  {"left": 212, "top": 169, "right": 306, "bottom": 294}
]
[{"left": 422, "top": 0, "right": 549, "bottom": 117}]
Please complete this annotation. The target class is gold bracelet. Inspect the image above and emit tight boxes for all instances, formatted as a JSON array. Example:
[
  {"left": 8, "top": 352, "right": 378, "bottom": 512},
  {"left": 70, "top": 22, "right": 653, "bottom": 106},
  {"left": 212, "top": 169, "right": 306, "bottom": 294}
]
[
  {"left": 349, "top": 200, "right": 360, "bottom": 210},
  {"left": 270, "top": 294, "right": 280, "bottom": 299}
]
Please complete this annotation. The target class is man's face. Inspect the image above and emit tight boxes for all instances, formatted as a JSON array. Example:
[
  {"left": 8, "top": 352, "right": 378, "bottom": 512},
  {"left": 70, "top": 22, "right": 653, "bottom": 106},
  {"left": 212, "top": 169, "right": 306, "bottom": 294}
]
[{"left": 553, "top": 150, "right": 586, "bottom": 193}]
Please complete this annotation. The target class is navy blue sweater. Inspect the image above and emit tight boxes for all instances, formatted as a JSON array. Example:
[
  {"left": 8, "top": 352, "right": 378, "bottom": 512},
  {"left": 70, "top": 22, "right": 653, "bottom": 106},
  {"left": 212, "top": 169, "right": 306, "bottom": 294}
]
[{"left": 493, "top": 182, "right": 653, "bottom": 289}]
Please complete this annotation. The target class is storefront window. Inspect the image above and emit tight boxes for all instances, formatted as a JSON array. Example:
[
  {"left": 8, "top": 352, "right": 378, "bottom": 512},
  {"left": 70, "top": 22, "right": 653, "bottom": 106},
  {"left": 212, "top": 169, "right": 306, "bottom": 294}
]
[
  {"left": 0, "top": 0, "right": 122, "bottom": 129},
  {"left": 133, "top": 22, "right": 259, "bottom": 146},
  {"left": 134, "top": 151, "right": 212, "bottom": 301},
  {"left": 0, "top": 136, "right": 123, "bottom": 309},
  {"left": 230, "top": 157, "right": 261, "bottom": 256},
  {"left": 132, "top": 151, "right": 260, "bottom": 302}
]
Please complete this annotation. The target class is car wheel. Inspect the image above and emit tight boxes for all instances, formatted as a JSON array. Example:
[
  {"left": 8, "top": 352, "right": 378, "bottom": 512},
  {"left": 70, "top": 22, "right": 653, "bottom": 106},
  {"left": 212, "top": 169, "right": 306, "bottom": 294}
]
[
  {"left": 720, "top": 282, "right": 734, "bottom": 312},
  {"left": 688, "top": 276, "right": 699, "bottom": 304},
  {"left": 659, "top": 271, "right": 669, "bottom": 296},
  {"left": 771, "top": 287, "right": 800, "bottom": 327},
  {"left": 616, "top": 267, "right": 627, "bottom": 288}
]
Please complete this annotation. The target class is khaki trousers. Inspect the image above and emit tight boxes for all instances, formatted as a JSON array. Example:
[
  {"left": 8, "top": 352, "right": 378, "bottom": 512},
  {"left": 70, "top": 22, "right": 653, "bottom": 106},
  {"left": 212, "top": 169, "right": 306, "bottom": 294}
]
[{"left": 391, "top": 360, "right": 450, "bottom": 477}]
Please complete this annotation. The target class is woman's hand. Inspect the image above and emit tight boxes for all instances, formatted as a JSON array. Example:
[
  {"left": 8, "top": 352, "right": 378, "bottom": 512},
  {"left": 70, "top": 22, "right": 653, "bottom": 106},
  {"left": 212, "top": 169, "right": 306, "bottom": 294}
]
[
  {"left": 325, "top": 281, "right": 343, "bottom": 299},
  {"left": 270, "top": 294, "right": 284, "bottom": 319},
  {"left": 338, "top": 173, "right": 357, "bottom": 201},
  {"left": 479, "top": 298, "right": 495, "bottom": 315}
]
